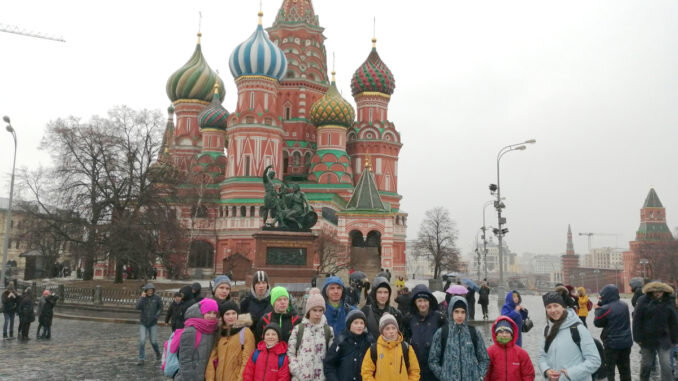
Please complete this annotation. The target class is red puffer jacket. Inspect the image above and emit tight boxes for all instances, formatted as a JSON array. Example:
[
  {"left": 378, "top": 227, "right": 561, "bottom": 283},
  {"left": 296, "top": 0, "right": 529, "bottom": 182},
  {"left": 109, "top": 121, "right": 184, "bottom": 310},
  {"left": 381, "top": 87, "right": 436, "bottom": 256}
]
[
  {"left": 243, "top": 340, "right": 291, "bottom": 381},
  {"left": 485, "top": 316, "right": 535, "bottom": 381}
]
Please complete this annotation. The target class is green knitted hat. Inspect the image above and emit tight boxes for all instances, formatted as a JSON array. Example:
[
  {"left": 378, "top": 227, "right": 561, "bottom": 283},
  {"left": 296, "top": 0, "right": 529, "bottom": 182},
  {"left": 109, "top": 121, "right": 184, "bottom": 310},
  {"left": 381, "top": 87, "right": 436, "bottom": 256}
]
[{"left": 270, "top": 286, "right": 290, "bottom": 306}]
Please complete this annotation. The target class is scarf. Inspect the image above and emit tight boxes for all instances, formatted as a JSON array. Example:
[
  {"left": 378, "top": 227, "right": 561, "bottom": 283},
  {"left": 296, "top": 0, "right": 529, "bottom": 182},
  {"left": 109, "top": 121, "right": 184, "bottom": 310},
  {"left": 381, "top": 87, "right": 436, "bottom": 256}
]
[{"left": 170, "top": 317, "right": 218, "bottom": 354}]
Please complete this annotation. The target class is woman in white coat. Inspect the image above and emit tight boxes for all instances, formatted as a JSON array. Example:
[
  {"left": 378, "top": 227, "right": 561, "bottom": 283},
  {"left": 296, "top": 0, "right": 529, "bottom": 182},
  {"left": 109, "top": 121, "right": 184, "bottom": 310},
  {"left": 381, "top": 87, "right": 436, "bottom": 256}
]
[{"left": 539, "top": 291, "right": 601, "bottom": 381}]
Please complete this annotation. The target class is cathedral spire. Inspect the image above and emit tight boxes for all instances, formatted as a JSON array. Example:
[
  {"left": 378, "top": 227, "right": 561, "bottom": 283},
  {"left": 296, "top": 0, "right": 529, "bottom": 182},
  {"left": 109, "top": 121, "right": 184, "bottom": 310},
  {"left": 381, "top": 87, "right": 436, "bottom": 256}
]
[
  {"left": 273, "top": 0, "right": 319, "bottom": 26},
  {"left": 637, "top": 188, "right": 673, "bottom": 241}
]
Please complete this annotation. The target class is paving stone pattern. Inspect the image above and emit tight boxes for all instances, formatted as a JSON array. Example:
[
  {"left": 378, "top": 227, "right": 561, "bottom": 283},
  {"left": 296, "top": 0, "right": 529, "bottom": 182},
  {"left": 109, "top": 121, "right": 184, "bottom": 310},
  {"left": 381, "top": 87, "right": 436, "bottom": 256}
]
[{"left": 0, "top": 294, "right": 647, "bottom": 380}]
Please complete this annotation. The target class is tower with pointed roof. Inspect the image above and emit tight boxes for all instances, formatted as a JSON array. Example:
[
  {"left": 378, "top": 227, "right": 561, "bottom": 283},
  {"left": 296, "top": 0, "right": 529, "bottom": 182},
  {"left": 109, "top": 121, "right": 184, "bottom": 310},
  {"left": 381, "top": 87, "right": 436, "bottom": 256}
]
[
  {"left": 622, "top": 188, "right": 678, "bottom": 292},
  {"left": 561, "top": 224, "right": 579, "bottom": 284}
]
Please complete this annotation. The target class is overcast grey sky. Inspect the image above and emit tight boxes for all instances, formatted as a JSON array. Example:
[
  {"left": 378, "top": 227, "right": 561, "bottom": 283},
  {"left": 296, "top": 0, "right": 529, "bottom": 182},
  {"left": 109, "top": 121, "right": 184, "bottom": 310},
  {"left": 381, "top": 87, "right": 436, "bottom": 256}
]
[{"left": 1, "top": 1, "right": 676, "bottom": 257}]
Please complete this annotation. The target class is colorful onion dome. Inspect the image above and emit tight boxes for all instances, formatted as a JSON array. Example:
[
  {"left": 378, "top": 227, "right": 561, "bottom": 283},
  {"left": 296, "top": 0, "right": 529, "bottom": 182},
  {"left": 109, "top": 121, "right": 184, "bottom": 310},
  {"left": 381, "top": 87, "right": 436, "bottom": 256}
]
[
  {"left": 350, "top": 38, "right": 395, "bottom": 96},
  {"left": 198, "top": 84, "right": 229, "bottom": 130},
  {"left": 229, "top": 12, "right": 288, "bottom": 81},
  {"left": 166, "top": 33, "right": 225, "bottom": 103},
  {"left": 310, "top": 72, "right": 355, "bottom": 128}
]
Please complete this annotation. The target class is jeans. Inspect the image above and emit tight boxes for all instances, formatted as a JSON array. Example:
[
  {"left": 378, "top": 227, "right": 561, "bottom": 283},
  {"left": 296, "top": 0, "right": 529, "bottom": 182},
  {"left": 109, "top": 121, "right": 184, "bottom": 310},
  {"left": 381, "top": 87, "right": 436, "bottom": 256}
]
[
  {"left": 604, "top": 346, "right": 631, "bottom": 381},
  {"left": 640, "top": 346, "right": 672, "bottom": 381},
  {"left": 138, "top": 324, "right": 160, "bottom": 360},
  {"left": 37, "top": 323, "right": 51, "bottom": 338},
  {"left": 3, "top": 312, "right": 14, "bottom": 337}
]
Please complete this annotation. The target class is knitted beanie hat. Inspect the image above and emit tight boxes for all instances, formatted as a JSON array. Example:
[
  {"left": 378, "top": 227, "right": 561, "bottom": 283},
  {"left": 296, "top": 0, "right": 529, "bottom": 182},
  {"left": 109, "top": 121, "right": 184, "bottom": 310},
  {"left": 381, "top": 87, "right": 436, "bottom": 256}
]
[
  {"left": 221, "top": 300, "right": 240, "bottom": 315},
  {"left": 542, "top": 291, "right": 567, "bottom": 308},
  {"left": 270, "top": 286, "right": 290, "bottom": 306},
  {"left": 452, "top": 299, "right": 467, "bottom": 312},
  {"left": 495, "top": 320, "right": 513, "bottom": 334},
  {"left": 345, "top": 309, "right": 367, "bottom": 329},
  {"left": 304, "top": 293, "right": 326, "bottom": 316},
  {"left": 253, "top": 270, "right": 270, "bottom": 285},
  {"left": 200, "top": 298, "right": 219, "bottom": 315},
  {"left": 308, "top": 287, "right": 322, "bottom": 296},
  {"left": 42, "top": 289, "right": 50, "bottom": 297},
  {"left": 213, "top": 276, "right": 232, "bottom": 290},
  {"left": 378, "top": 313, "right": 398, "bottom": 333},
  {"left": 263, "top": 323, "right": 282, "bottom": 340}
]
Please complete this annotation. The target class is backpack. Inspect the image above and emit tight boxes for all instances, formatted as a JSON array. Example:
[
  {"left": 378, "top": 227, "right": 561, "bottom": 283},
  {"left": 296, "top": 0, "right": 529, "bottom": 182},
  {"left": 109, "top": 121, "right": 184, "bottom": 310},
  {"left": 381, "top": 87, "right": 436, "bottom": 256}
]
[
  {"left": 252, "top": 349, "right": 286, "bottom": 369},
  {"left": 543, "top": 323, "right": 606, "bottom": 380},
  {"left": 437, "top": 324, "right": 480, "bottom": 365},
  {"left": 294, "top": 323, "right": 332, "bottom": 354},
  {"left": 370, "top": 341, "right": 410, "bottom": 374},
  {"left": 586, "top": 300, "right": 593, "bottom": 311},
  {"left": 161, "top": 331, "right": 181, "bottom": 377}
]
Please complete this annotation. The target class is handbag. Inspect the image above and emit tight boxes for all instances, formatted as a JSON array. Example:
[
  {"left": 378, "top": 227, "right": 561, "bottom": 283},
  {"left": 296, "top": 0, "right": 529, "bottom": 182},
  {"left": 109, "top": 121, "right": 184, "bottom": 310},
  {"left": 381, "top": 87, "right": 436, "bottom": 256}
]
[{"left": 522, "top": 317, "right": 534, "bottom": 333}]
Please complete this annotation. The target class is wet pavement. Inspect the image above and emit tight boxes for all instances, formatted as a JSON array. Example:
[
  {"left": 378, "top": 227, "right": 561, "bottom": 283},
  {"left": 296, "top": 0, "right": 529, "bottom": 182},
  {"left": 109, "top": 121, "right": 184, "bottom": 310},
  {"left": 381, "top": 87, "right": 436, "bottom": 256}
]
[{"left": 0, "top": 294, "right": 652, "bottom": 380}]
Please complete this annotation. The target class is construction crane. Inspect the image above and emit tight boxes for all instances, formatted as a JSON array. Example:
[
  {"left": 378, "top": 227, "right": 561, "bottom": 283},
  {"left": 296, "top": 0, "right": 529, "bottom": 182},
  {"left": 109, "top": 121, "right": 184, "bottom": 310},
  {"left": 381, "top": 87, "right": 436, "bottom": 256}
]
[
  {"left": 578, "top": 232, "right": 621, "bottom": 252},
  {"left": 0, "top": 23, "right": 65, "bottom": 42}
]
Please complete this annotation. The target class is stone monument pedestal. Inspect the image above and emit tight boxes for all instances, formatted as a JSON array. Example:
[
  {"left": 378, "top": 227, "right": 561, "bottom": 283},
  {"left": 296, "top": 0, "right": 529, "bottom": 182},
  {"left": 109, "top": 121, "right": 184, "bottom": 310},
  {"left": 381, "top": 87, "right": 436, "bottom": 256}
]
[{"left": 251, "top": 230, "right": 317, "bottom": 284}]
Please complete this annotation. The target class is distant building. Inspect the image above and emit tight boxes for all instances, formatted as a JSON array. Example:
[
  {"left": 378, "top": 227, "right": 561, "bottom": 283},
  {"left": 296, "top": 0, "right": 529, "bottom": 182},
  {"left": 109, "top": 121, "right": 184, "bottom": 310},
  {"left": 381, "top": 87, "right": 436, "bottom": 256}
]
[
  {"left": 482, "top": 237, "right": 517, "bottom": 274},
  {"left": 561, "top": 224, "right": 580, "bottom": 284},
  {"left": 622, "top": 188, "right": 678, "bottom": 292}
]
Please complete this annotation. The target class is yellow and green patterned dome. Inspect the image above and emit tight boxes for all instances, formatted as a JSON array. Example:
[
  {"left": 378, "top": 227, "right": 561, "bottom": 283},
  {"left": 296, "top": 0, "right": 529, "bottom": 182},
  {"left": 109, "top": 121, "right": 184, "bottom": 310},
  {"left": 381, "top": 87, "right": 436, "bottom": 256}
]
[
  {"left": 309, "top": 73, "right": 355, "bottom": 128},
  {"left": 166, "top": 33, "right": 225, "bottom": 103}
]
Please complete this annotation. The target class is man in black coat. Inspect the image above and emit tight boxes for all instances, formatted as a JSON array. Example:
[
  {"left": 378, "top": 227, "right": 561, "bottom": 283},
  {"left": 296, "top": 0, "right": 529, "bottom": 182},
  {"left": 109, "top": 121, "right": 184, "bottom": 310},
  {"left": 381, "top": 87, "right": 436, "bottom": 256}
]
[
  {"left": 37, "top": 290, "right": 59, "bottom": 339},
  {"left": 632, "top": 281, "right": 678, "bottom": 381},
  {"left": 2, "top": 285, "right": 18, "bottom": 339},
  {"left": 135, "top": 283, "right": 163, "bottom": 365},
  {"left": 17, "top": 287, "right": 34, "bottom": 340},
  {"left": 594, "top": 284, "right": 633, "bottom": 381},
  {"left": 394, "top": 287, "right": 411, "bottom": 316}
]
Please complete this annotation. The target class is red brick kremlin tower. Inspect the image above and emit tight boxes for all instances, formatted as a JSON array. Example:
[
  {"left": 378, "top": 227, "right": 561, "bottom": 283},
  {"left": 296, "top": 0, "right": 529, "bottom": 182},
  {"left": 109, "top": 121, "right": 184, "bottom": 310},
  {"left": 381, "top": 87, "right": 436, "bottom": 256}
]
[
  {"left": 117, "top": 0, "right": 409, "bottom": 282},
  {"left": 622, "top": 188, "right": 678, "bottom": 291},
  {"left": 561, "top": 224, "right": 580, "bottom": 284}
]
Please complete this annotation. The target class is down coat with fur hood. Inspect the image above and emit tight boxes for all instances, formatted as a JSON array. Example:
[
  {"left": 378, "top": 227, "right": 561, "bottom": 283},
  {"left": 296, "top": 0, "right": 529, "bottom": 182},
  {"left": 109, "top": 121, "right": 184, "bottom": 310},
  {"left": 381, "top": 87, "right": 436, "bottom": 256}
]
[
  {"left": 206, "top": 314, "right": 256, "bottom": 381},
  {"left": 287, "top": 315, "right": 334, "bottom": 381},
  {"left": 632, "top": 281, "right": 678, "bottom": 349}
]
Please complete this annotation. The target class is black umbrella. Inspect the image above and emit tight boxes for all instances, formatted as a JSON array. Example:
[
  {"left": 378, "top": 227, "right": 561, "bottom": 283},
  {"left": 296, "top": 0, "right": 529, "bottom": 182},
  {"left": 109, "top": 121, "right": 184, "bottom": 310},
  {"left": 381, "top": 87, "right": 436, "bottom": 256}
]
[{"left": 350, "top": 271, "right": 367, "bottom": 282}]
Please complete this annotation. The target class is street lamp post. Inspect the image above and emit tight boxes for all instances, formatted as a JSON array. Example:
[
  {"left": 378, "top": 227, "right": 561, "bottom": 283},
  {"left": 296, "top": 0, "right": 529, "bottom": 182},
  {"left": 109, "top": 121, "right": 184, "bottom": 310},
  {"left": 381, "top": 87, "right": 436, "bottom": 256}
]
[
  {"left": 491, "top": 139, "right": 535, "bottom": 308},
  {"left": 481, "top": 200, "right": 495, "bottom": 280},
  {"left": 0, "top": 116, "right": 17, "bottom": 293}
]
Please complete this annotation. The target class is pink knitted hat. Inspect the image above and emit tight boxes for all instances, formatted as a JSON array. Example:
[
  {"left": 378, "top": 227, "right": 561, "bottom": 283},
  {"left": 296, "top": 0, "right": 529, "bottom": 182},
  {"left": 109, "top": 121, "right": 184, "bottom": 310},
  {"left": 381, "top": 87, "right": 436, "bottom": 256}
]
[
  {"left": 42, "top": 290, "right": 50, "bottom": 297},
  {"left": 304, "top": 293, "right": 326, "bottom": 317},
  {"left": 200, "top": 298, "right": 219, "bottom": 315}
]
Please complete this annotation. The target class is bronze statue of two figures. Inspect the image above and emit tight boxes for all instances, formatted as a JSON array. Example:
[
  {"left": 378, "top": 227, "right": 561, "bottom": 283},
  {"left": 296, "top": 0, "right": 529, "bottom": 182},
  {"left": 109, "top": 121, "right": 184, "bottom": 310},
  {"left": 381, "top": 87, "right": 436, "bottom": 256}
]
[{"left": 262, "top": 165, "right": 318, "bottom": 231}]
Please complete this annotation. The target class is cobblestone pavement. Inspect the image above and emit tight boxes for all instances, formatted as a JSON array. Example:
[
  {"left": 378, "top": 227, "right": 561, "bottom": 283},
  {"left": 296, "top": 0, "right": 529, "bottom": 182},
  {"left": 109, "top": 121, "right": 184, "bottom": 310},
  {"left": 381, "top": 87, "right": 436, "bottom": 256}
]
[
  {"left": 0, "top": 318, "right": 172, "bottom": 381},
  {"left": 0, "top": 294, "right": 651, "bottom": 380}
]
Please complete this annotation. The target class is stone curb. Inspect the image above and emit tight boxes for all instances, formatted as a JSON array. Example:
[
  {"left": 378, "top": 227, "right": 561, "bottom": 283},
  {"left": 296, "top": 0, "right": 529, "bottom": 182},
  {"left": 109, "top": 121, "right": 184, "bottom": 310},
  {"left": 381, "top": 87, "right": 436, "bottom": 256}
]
[{"left": 54, "top": 312, "right": 138, "bottom": 325}]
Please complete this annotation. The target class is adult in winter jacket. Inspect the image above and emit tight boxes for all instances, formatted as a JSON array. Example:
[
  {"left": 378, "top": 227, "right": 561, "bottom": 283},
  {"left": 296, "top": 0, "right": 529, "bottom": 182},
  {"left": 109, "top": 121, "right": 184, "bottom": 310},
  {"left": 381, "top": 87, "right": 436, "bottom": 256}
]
[
  {"left": 394, "top": 287, "right": 411, "bottom": 316},
  {"left": 593, "top": 284, "right": 632, "bottom": 381},
  {"left": 576, "top": 287, "right": 589, "bottom": 327},
  {"left": 206, "top": 301, "right": 255, "bottom": 381},
  {"left": 135, "top": 283, "right": 163, "bottom": 364},
  {"left": 478, "top": 282, "right": 490, "bottom": 320},
  {"left": 17, "top": 287, "right": 34, "bottom": 340},
  {"left": 360, "top": 277, "right": 403, "bottom": 339},
  {"left": 2, "top": 285, "right": 18, "bottom": 339},
  {"left": 403, "top": 284, "right": 446, "bottom": 381},
  {"left": 361, "top": 313, "right": 420, "bottom": 381},
  {"left": 255, "top": 286, "right": 301, "bottom": 344},
  {"left": 191, "top": 282, "right": 204, "bottom": 303},
  {"left": 177, "top": 285, "right": 196, "bottom": 330},
  {"left": 175, "top": 299, "right": 220, "bottom": 381},
  {"left": 500, "top": 290, "right": 528, "bottom": 347},
  {"left": 243, "top": 323, "right": 291, "bottom": 381},
  {"left": 538, "top": 291, "right": 601, "bottom": 381},
  {"left": 288, "top": 293, "right": 334, "bottom": 381},
  {"left": 240, "top": 270, "right": 273, "bottom": 329},
  {"left": 322, "top": 276, "right": 355, "bottom": 338},
  {"left": 465, "top": 288, "right": 476, "bottom": 320},
  {"left": 629, "top": 277, "right": 644, "bottom": 308},
  {"left": 632, "top": 281, "right": 678, "bottom": 381},
  {"left": 324, "top": 310, "right": 373, "bottom": 381},
  {"left": 428, "top": 296, "right": 490, "bottom": 381},
  {"left": 485, "top": 316, "right": 535, "bottom": 381},
  {"left": 37, "top": 290, "right": 59, "bottom": 339}
]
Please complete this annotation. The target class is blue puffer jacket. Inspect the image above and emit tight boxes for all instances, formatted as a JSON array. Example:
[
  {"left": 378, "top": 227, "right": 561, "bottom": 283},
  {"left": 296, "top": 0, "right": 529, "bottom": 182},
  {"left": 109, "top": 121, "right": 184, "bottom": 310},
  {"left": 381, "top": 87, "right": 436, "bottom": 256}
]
[
  {"left": 405, "top": 284, "right": 447, "bottom": 381},
  {"left": 538, "top": 309, "right": 601, "bottom": 381},
  {"left": 428, "top": 296, "right": 489, "bottom": 381},
  {"left": 323, "top": 276, "right": 355, "bottom": 338},
  {"left": 593, "top": 284, "right": 633, "bottom": 350},
  {"left": 500, "top": 290, "right": 528, "bottom": 346}
]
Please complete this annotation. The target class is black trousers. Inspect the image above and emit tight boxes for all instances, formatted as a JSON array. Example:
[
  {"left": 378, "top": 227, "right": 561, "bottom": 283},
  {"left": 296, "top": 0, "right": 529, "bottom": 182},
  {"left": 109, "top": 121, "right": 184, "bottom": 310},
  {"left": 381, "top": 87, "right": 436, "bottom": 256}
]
[
  {"left": 480, "top": 303, "right": 488, "bottom": 316},
  {"left": 18, "top": 320, "right": 31, "bottom": 338},
  {"left": 604, "top": 346, "right": 632, "bottom": 381}
]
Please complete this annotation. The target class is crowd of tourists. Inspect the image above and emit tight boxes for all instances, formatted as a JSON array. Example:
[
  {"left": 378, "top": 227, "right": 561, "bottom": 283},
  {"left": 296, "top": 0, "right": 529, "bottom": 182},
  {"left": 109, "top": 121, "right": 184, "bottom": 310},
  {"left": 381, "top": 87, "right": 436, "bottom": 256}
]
[
  {"left": 2, "top": 285, "right": 58, "bottom": 341},
  {"left": 129, "top": 270, "right": 678, "bottom": 381}
]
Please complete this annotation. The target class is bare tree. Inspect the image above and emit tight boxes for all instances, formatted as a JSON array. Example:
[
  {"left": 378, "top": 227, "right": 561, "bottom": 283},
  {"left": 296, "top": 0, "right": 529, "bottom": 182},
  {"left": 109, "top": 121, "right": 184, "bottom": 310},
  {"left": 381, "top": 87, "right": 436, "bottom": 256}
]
[
  {"left": 414, "top": 207, "right": 460, "bottom": 279},
  {"left": 316, "top": 228, "right": 348, "bottom": 275}
]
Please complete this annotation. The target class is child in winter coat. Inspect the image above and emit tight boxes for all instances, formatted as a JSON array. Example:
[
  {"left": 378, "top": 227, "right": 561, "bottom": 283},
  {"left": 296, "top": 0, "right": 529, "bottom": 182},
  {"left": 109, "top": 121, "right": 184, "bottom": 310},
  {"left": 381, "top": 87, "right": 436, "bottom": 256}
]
[
  {"left": 361, "top": 313, "right": 420, "bottom": 381},
  {"left": 174, "top": 298, "right": 220, "bottom": 381},
  {"left": 288, "top": 292, "right": 334, "bottom": 381},
  {"left": 206, "top": 300, "right": 255, "bottom": 381},
  {"left": 429, "top": 296, "right": 490, "bottom": 381},
  {"left": 324, "top": 310, "right": 373, "bottom": 381},
  {"left": 255, "top": 286, "right": 301, "bottom": 344},
  {"left": 243, "top": 323, "right": 291, "bottom": 381},
  {"left": 165, "top": 292, "right": 183, "bottom": 331},
  {"left": 501, "top": 290, "right": 529, "bottom": 346},
  {"left": 485, "top": 316, "right": 535, "bottom": 381},
  {"left": 37, "top": 289, "right": 59, "bottom": 339}
]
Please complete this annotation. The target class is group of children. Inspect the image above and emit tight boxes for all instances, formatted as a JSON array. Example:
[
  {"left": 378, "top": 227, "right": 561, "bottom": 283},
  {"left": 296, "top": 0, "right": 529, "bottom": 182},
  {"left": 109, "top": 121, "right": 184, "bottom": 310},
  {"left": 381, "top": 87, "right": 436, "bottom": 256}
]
[{"left": 158, "top": 270, "right": 539, "bottom": 381}]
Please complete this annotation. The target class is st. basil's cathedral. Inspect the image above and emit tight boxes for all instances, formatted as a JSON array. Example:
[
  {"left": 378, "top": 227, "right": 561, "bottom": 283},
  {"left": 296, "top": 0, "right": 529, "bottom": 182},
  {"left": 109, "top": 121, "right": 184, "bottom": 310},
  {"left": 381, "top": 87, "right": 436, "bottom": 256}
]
[{"left": 132, "top": 0, "right": 407, "bottom": 283}]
